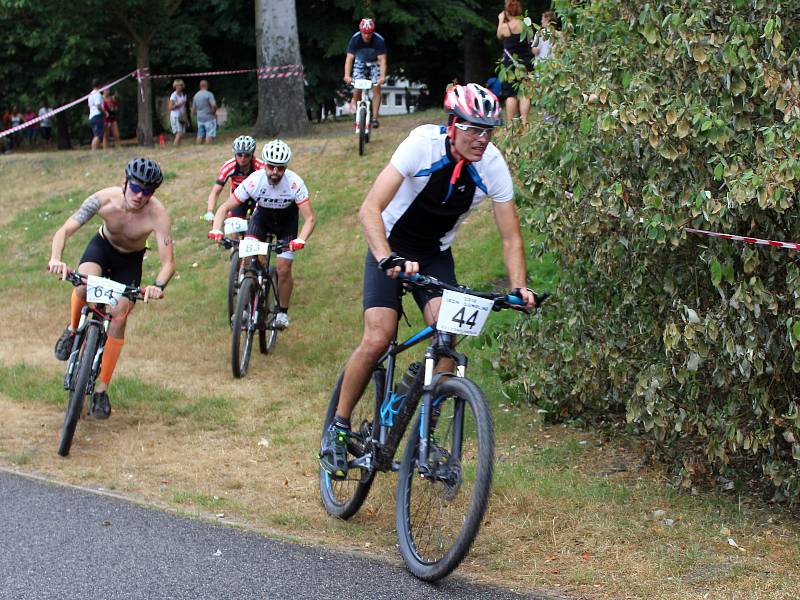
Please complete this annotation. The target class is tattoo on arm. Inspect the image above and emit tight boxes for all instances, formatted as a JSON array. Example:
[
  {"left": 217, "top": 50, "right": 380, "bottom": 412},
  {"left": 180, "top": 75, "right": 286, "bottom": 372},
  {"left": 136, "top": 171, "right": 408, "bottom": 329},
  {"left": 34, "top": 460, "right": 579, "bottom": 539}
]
[{"left": 71, "top": 194, "right": 101, "bottom": 225}]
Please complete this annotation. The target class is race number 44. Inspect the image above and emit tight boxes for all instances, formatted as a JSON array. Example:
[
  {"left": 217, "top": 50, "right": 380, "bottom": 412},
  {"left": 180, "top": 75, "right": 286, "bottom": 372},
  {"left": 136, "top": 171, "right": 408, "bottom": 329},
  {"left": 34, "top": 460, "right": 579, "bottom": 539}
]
[{"left": 436, "top": 290, "right": 494, "bottom": 336}]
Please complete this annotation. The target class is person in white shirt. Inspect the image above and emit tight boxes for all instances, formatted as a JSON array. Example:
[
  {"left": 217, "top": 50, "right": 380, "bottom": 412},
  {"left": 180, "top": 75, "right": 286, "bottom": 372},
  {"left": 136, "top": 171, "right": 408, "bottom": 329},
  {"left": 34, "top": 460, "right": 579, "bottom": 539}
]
[
  {"left": 168, "top": 79, "right": 188, "bottom": 146},
  {"left": 88, "top": 79, "right": 105, "bottom": 151}
]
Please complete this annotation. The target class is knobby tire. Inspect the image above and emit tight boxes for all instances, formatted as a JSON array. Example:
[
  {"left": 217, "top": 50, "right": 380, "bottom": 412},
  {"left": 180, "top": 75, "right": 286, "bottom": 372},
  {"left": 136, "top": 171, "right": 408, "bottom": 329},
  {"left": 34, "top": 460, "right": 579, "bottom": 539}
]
[
  {"left": 395, "top": 377, "right": 494, "bottom": 581},
  {"left": 318, "top": 367, "right": 380, "bottom": 519},
  {"left": 58, "top": 325, "right": 100, "bottom": 457},
  {"left": 227, "top": 249, "right": 240, "bottom": 325},
  {"left": 259, "top": 267, "right": 279, "bottom": 355},
  {"left": 231, "top": 276, "right": 257, "bottom": 378},
  {"left": 358, "top": 108, "right": 367, "bottom": 156}
]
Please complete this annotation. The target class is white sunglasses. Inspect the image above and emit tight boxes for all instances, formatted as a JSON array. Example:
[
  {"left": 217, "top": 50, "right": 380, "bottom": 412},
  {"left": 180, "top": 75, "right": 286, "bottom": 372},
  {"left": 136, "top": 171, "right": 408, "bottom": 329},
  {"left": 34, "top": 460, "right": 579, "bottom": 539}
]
[{"left": 453, "top": 122, "right": 495, "bottom": 139}]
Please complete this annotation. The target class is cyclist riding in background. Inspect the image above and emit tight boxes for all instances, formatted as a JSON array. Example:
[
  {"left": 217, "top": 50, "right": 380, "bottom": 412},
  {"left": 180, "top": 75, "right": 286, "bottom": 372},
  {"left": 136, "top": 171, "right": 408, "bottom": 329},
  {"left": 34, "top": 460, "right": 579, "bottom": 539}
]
[
  {"left": 208, "top": 139, "right": 316, "bottom": 330},
  {"left": 203, "top": 135, "right": 265, "bottom": 222},
  {"left": 48, "top": 158, "right": 175, "bottom": 419},
  {"left": 319, "top": 83, "right": 538, "bottom": 478},
  {"left": 344, "top": 17, "right": 387, "bottom": 129}
]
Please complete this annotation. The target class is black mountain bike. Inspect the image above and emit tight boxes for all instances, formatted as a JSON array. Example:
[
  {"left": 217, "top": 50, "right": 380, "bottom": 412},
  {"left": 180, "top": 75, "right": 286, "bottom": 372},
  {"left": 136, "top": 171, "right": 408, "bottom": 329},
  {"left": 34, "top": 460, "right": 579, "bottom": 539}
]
[
  {"left": 221, "top": 217, "right": 249, "bottom": 324},
  {"left": 58, "top": 271, "right": 143, "bottom": 457},
  {"left": 319, "top": 273, "right": 548, "bottom": 581},
  {"left": 228, "top": 235, "right": 283, "bottom": 378}
]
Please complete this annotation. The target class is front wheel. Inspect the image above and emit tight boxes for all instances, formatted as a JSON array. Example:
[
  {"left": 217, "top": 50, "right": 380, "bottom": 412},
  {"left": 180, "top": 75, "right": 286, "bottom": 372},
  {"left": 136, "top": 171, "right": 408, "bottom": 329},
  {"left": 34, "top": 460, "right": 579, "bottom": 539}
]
[
  {"left": 395, "top": 377, "right": 494, "bottom": 581},
  {"left": 227, "top": 249, "right": 240, "bottom": 325},
  {"left": 58, "top": 325, "right": 100, "bottom": 457},
  {"left": 357, "top": 107, "right": 367, "bottom": 156},
  {"left": 258, "top": 267, "right": 279, "bottom": 355},
  {"left": 231, "top": 276, "right": 258, "bottom": 378},
  {"left": 318, "top": 367, "right": 381, "bottom": 519}
]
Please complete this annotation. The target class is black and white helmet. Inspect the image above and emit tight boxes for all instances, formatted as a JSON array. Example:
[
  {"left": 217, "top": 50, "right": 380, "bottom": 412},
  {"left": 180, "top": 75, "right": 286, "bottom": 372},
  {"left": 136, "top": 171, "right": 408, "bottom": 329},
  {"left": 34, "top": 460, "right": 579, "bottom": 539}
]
[
  {"left": 232, "top": 135, "right": 256, "bottom": 155},
  {"left": 261, "top": 139, "right": 291, "bottom": 165},
  {"left": 125, "top": 157, "right": 163, "bottom": 187}
]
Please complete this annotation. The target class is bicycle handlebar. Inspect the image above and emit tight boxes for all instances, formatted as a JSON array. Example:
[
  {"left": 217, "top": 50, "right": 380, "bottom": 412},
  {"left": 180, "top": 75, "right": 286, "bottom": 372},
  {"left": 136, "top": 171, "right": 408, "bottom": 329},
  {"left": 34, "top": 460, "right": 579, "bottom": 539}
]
[
  {"left": 220, "top": 236, "right": 288, "bottom": 255},
  {"left": 63, "top": 270, "right": 144, "bottom": 301},
  {"left": 398, "top": 273, "right": 550, "bottom": 312}
]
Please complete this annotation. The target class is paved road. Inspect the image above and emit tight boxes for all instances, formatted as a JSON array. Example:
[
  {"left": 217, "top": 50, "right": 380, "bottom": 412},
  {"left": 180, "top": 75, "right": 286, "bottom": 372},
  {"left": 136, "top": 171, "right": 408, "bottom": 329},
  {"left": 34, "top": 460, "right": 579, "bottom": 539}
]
[{"left": 0, "top": 469, "right": 555, "bottom": 600}]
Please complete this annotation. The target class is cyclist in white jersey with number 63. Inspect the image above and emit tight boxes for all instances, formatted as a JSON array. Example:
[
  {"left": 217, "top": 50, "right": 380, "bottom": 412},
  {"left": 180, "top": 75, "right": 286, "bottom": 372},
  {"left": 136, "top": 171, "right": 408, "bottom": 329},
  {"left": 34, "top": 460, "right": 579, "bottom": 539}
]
[{"left": 208, "top": 139, "right": 316, "bottom": 330}]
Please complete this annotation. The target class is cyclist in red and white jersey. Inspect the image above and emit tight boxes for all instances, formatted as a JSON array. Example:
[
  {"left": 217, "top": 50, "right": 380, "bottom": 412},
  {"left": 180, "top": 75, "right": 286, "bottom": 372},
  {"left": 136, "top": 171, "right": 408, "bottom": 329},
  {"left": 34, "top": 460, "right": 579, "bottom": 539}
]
[
  {"left": 209, "top": 139, "right": 316, "bottom": 330},
  {"left": 203, "top": 135, "right": 265, "bottom": 222}
]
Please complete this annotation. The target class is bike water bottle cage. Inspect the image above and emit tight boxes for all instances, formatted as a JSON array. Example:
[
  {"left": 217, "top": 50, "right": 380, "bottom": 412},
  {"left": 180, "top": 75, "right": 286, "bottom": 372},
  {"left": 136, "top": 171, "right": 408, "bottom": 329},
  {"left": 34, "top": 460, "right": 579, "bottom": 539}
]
[{"left": 377, "top": 253, "right": 406, "bottom": 271}]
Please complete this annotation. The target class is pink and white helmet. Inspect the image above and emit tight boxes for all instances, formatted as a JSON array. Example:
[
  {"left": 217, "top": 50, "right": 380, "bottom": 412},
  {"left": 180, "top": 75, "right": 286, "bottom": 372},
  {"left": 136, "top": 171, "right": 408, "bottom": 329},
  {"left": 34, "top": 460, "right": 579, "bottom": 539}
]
[
  {"left": 359, "top": 18, "right": 375, "bottom": 34},
  {"left": 444, "top": 83, "right": 503, "bottom": 127}
]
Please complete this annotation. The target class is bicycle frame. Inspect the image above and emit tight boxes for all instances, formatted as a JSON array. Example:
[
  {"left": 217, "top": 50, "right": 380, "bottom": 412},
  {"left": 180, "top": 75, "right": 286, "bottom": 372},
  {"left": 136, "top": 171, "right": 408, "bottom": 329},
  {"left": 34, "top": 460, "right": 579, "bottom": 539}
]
[
  {"left": 63, "top": 305, "right": 110, "bottom": 395},
  {"left": 356, "top": 324, "right": 468, "bottom": 475}
]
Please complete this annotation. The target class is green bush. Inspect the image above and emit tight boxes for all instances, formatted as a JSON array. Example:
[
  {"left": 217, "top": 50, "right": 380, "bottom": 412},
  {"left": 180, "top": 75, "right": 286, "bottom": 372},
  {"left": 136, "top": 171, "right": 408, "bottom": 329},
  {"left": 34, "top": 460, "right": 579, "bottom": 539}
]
[{"left": 500, "top": 0, "right": 800, "bottom": 500}]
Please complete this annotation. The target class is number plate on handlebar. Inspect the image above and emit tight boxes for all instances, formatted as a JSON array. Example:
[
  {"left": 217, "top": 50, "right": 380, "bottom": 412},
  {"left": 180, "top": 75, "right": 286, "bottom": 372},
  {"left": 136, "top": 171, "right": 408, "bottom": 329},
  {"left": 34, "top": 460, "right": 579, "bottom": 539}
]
[
  {"left": 436, "top": 290, "right": 494, "bottom": 336},
  {"left": 224, "top": 217, "right": 248, "bottom": 234},
  {"left": 238, "top": 238, "right": 271, "bottom": 258},
  {"left": 353, "top": 78, "right": 373, "bottom": 90},
  {"left": 86, "top": 275, "right": 126, "bottom": 306}
]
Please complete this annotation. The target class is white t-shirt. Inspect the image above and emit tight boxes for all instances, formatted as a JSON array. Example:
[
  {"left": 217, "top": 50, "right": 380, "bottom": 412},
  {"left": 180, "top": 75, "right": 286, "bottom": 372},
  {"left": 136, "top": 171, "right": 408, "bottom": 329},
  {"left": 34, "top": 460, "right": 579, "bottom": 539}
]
[
  {"left": 88, "top": 89, "right": 103, "bottom": 119},
  {"left": 234, "top": 168, "right": 309, "bottom": 210},
  {"left": 38, "top": 107, "right": 52, "bottom": 128},
  {"left": 383, "top": 124, "right": 513, "bottom": 256},
  {"left": 169, "top": 91, "right": 187, "bottom": 118},
  {"left": 533, "top": 33, "right": 552, "bottom": 60}
]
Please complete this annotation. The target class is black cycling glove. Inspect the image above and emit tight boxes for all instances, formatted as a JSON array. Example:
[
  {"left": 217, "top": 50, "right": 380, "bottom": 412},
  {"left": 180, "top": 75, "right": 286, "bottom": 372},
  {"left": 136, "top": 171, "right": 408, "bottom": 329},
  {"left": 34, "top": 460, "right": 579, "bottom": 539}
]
[{"left": 377, "top": 253, "right": 407, "bottom": 272}]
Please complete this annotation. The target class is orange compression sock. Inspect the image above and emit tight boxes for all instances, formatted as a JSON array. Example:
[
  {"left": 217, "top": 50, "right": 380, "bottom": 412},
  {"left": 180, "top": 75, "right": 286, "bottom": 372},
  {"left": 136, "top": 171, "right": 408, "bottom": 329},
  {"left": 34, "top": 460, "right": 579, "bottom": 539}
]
[
  {"left": 70, "top": 289, "right": 86, "bottom": 329},
  {"left": 99, "top": 335, "right": 124, "bottom": 385}
]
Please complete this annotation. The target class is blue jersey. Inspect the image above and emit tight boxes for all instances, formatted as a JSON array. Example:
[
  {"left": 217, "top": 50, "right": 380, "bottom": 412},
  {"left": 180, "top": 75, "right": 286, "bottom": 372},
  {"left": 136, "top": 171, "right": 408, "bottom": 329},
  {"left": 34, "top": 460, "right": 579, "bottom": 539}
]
[{"left": 346, "top": 32, "right": 387, "bottom": 64}]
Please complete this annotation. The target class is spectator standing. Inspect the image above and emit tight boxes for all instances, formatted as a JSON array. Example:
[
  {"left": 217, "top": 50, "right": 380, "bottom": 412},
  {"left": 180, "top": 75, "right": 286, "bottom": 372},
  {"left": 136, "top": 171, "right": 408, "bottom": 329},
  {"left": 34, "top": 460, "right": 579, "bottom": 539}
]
[
  {"left": 102, "top": 89, "right": 121, "bottom": 149},
  {"left": 38, "top": 104, "right": 53, "bottom": 148},
  {"left": 496, "top": 0, "right": 534, "bottom": 126},
  {"left": 88, "top": 79, "right": 105, "bottom": 150},
  {"left": 23, "top": 108, "right": 37, "bottom": 146},
  {"left": 532, "top": 10, "right": 556, "bottom": 62},
  {"left": 9, "top": 108, "right": 23, "bottom": 150},
  {"left": 192, "top": 80, "right": 217, "bottom": 144},
  {"left": 168, "top": 79, "right": 187, "bottom": 146},
  {"left": 343, "top": 18, "right": 387, "bottom": 128}
]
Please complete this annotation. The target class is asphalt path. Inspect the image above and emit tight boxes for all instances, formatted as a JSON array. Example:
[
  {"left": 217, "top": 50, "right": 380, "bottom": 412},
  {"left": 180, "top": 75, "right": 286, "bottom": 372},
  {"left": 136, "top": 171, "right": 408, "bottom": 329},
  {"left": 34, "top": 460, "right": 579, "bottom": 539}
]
[{"left": 0, "top": 469, "right": 557, "bottom": 600}]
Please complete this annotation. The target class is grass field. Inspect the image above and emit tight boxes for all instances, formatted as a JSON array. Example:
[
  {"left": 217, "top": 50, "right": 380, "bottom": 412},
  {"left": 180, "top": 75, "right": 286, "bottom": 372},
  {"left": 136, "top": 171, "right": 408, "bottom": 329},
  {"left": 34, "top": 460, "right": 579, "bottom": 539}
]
[{"left": 0, "top": 112, "right": 798, "bottom": 599}]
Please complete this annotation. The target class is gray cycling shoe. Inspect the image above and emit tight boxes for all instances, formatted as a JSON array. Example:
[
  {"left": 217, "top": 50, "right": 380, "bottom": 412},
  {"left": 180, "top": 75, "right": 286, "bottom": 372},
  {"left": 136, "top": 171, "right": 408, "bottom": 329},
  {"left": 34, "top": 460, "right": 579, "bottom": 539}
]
[
  {"left": 319, "top": 423, "right": 349, "bottom": 479},
  {"left": 90, "top": 391, "right": 111, "bottom": 419},
  {"left": 54, "top": 326, "right": 75, "bottom": 361}
]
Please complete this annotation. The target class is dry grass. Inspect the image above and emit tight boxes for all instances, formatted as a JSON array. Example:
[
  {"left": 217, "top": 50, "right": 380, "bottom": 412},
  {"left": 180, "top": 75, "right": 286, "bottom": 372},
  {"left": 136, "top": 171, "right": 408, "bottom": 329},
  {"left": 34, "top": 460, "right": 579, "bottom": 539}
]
[{"left": 1, "top": 114, "right": 799, "bottom": 599}]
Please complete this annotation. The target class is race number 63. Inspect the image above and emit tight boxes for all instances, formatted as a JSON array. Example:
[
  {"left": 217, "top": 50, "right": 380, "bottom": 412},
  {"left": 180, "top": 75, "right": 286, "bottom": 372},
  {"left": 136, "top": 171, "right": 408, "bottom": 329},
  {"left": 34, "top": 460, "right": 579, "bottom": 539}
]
[{"left": 436, "top": 290, "right": 494, "bottom": 336}]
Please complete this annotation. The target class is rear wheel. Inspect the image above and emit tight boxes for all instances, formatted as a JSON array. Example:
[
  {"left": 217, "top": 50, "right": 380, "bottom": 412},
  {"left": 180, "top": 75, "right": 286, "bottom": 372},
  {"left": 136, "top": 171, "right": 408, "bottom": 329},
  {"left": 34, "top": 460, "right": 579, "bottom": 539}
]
[
  {"left": 58, "top": 325, "right": 100, "bottom": 457},
  {"left": 258, "top": 267, "right": 279, "bottom": 354},
  {"left": 358, "top": 107, "right": 367, "bottom": 156},
  {"left": 227, "top": 249, "right": 240, "bottom": 325},
  {"left": 396, "top": 377, "right": 494, "bottom": 581},
  {"left": 231, "top": 277, "right": 258, "bottom": 378},
  {"left": 318, "top": 367, "right": 381, "bottom": 519}
]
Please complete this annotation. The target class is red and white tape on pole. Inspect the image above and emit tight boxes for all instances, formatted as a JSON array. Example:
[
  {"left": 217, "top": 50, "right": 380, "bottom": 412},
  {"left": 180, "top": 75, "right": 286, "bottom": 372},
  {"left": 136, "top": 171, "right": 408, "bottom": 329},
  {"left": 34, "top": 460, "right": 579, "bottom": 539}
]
[
  {"left": 0, "top": 63, "right": 304, "bottom": 139},
  {"left": 0, "top": 71, "right": 135, "bottom": 139}
]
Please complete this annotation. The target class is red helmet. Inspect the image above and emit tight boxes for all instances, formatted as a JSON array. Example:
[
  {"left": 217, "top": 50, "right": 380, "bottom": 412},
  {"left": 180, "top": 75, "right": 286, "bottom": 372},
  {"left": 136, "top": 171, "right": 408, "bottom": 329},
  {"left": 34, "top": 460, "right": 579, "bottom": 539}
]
[
  {"left": 359, "top": 18, "right": 375, "bottom": 34},
  {"left": 444, "top": 83, "right": 503, "bottom": 127}
]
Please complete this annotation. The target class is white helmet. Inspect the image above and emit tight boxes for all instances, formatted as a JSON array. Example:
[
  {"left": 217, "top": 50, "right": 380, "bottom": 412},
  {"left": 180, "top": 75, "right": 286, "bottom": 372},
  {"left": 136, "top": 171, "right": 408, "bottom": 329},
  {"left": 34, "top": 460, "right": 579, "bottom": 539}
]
[
  {"left": 261, "top": 139, "right": 291, "bottom": 165},
  {"left": 232, "top": 135, "right": 256, "bottom": 155}
]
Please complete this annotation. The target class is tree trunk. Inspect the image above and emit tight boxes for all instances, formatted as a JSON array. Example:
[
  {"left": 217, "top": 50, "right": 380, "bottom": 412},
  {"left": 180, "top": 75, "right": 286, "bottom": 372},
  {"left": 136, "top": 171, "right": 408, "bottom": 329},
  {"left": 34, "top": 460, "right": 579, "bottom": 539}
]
[
  {"left": 136, "top": 42, "right": 154, "bottom": 147},
  {"left": 464, "top": 28, "right": 488, "bottom": 86},
  {"left": 55, "top": 110, "right": 72, "bottom": 150},
  {"left": 254, "top": 0, "right": 309, "bottom": 137}
]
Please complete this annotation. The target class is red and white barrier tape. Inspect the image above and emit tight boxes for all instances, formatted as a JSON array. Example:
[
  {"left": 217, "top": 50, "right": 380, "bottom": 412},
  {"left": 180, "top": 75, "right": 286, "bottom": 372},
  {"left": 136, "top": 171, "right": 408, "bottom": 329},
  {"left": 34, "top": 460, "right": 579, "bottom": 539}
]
[
  {"left": 685, "top": 227, "right": 800, "bottom": 250},
  {"left": 0, "top": 71, "right": 135, "bottom": 138},
  {"left": 141, "top": 64, "right": 303, "bottom": 79}
]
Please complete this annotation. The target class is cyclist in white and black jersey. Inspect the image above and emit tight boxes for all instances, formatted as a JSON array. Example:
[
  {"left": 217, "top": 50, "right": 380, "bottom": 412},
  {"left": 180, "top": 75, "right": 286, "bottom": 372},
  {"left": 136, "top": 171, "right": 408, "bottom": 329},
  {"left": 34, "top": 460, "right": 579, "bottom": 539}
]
[
  {"left": 320, "top": 83, "right": 539, "bottom": 478},
  {"left": 209, "top": 139, "right": 316, "bottom": 330}
]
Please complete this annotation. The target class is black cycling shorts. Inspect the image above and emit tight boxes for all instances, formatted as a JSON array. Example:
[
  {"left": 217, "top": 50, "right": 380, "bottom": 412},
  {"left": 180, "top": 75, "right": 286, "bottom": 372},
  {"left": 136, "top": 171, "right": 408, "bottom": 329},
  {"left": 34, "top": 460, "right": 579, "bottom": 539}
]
[
  {"left": 246, "top": 206, "right": 298, "bottom": 243},
  {"left": 79, "top": 232, "right": 146, "bottom": 287},
  {"left": 229, "top": 199, "right": 255, "bottom": 219},
  {"left": 362, "top": 248, "right": 457, "bottom": 313}
]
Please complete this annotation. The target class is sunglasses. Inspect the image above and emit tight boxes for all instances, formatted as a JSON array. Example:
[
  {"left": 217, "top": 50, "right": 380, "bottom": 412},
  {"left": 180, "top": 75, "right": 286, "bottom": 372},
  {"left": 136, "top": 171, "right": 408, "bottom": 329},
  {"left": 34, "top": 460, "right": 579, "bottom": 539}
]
[
  {"left": 128, "top": 181, "right": 156, "bottom": 196},
  {"left": 453, "top": 122, "right": 495, "bottom": 139},
  {"left": 235, "top": 152, "right": 252, "bottom": 158}
]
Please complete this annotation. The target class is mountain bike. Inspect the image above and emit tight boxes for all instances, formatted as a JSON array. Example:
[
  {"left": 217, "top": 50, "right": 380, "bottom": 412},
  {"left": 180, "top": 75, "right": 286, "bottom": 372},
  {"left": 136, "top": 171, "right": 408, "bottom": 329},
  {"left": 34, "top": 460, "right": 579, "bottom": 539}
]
[
  {"left": 229, "top": 234, "right": 284, "bottom": 378},
  {"left": 353, "top": 78, "right": 373, "bottom": 156},
  {"left": 221, "top": 217, "right": 249, "bottom": 324},
  {"left": 319, "top": 273, "right": 549, "bottom": 581},
  {"left": 58, "top": 271, "right": 143, "bottom": 457}
]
